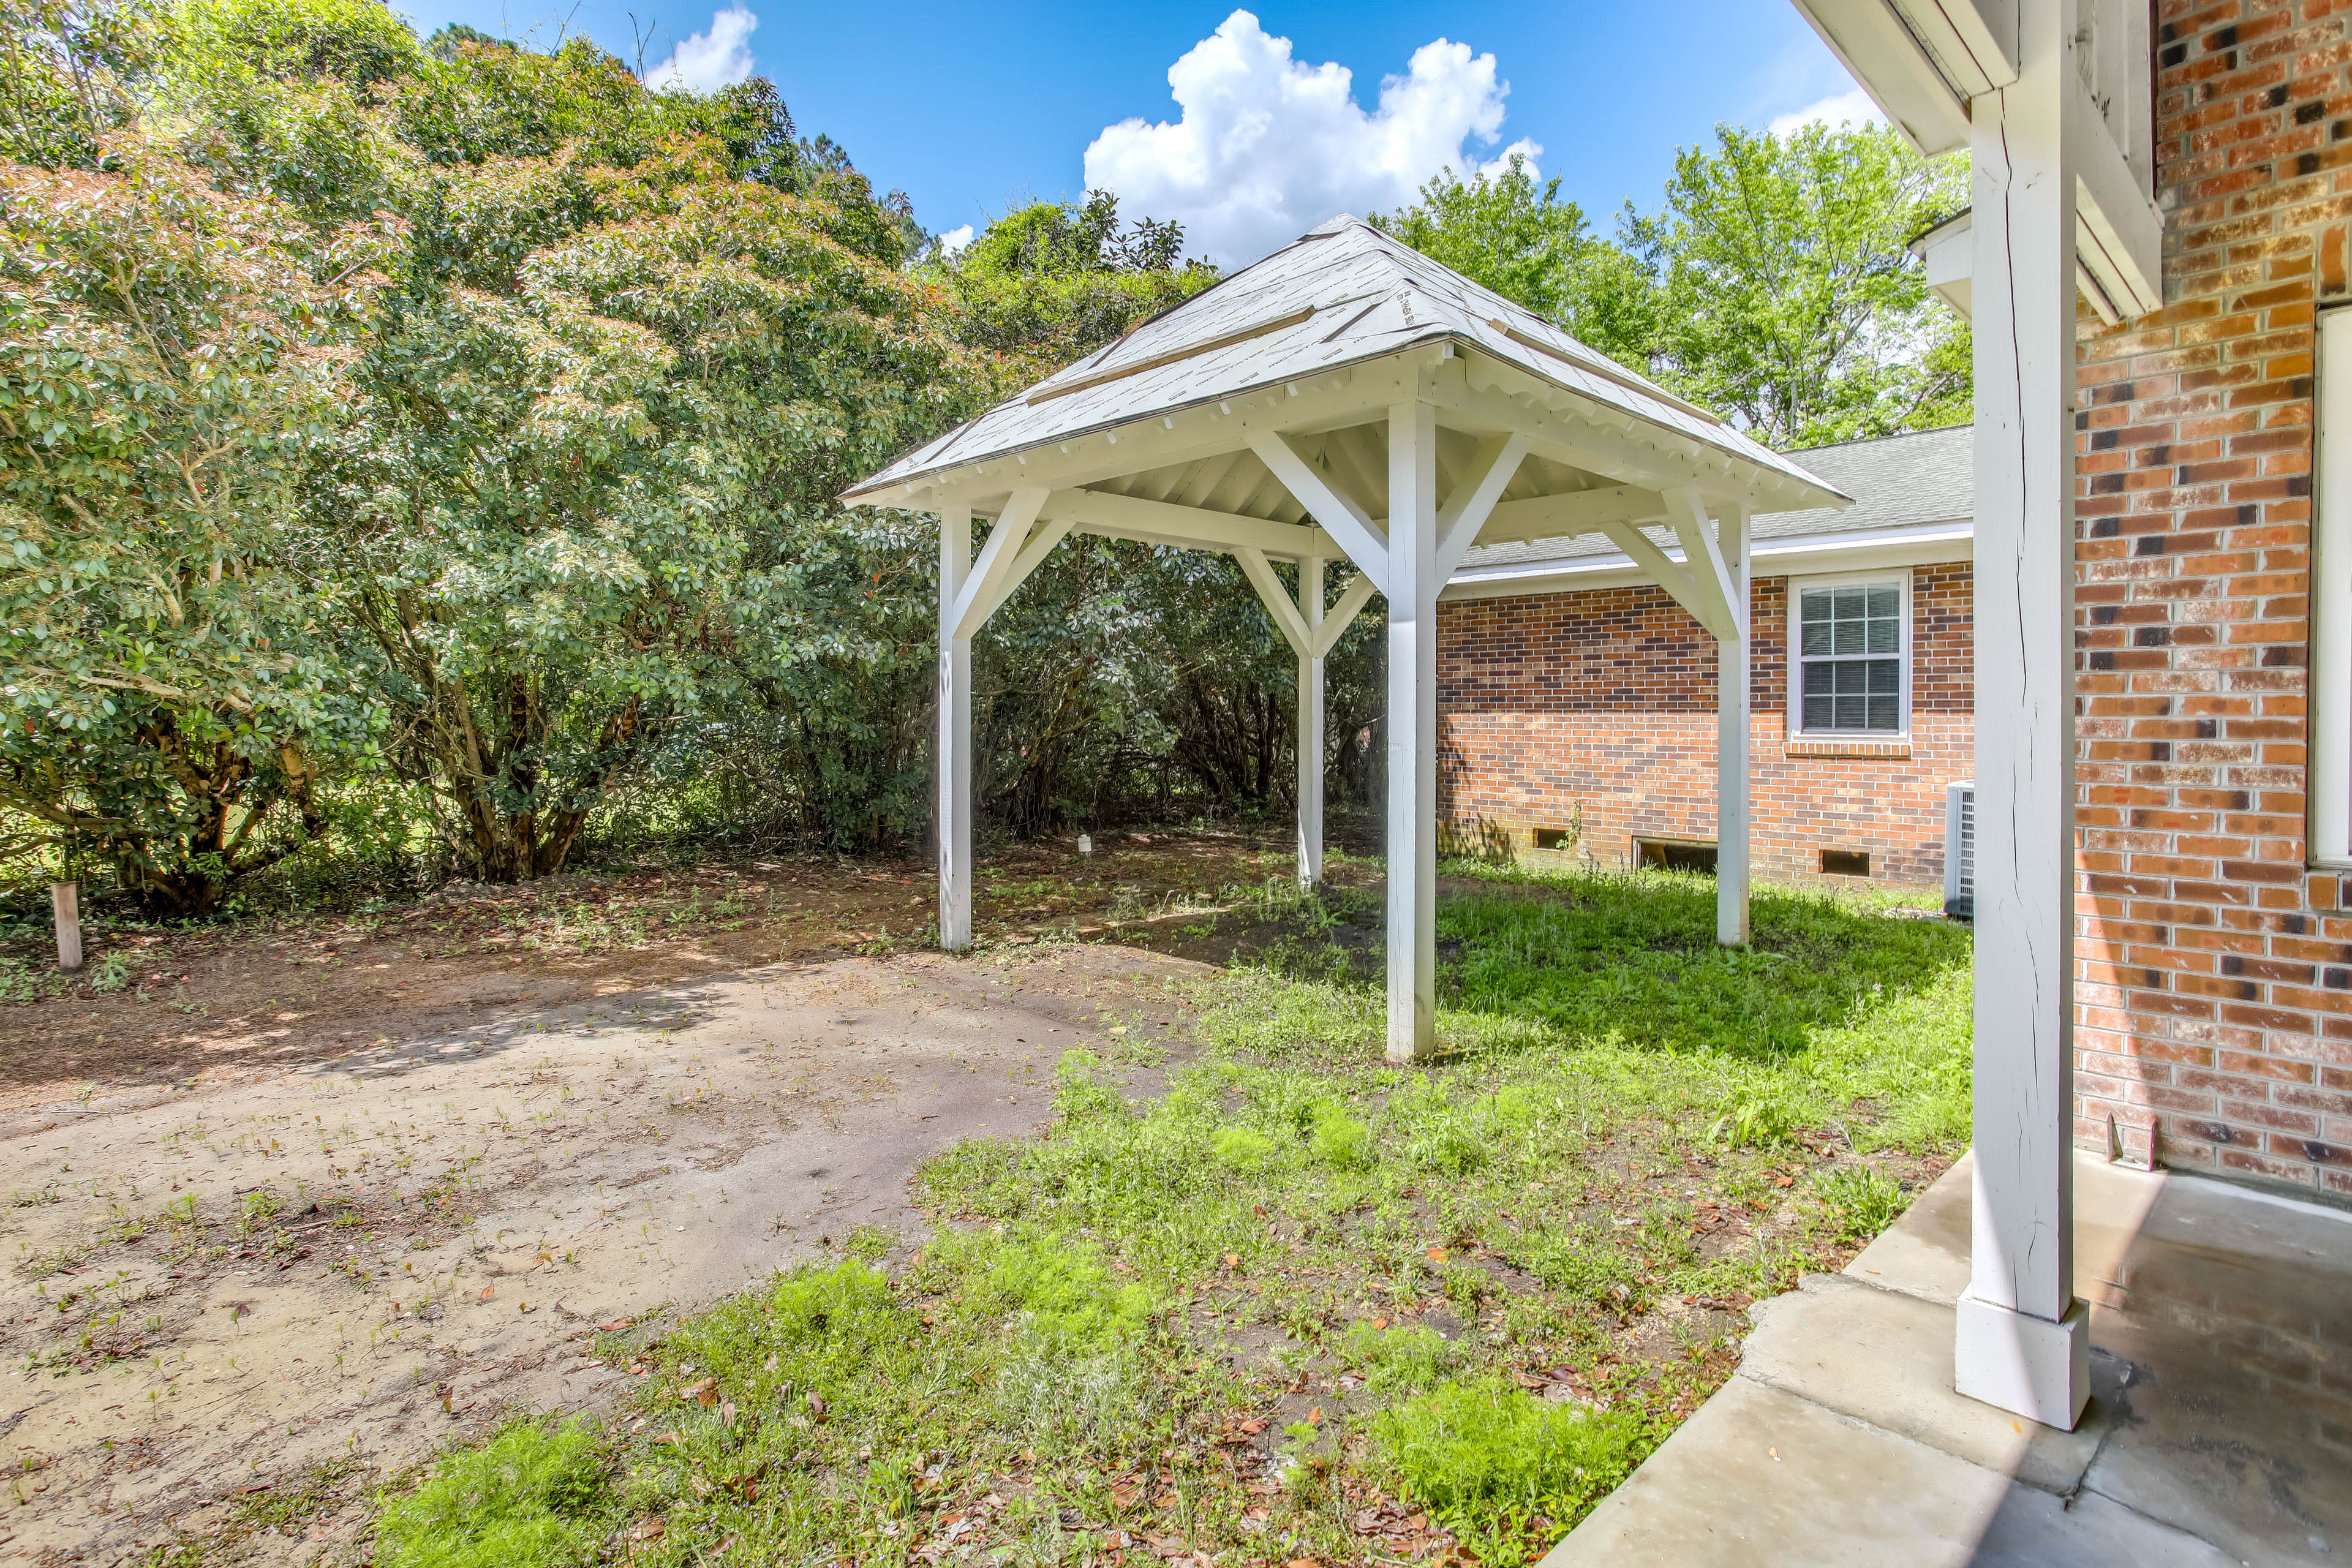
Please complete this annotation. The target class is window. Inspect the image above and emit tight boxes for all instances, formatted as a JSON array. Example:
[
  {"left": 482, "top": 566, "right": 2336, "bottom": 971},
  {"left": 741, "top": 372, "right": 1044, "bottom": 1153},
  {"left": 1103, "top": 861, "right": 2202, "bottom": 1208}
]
[{"left": 1791, "top": 574, "right": 1909, "bottom": 737}]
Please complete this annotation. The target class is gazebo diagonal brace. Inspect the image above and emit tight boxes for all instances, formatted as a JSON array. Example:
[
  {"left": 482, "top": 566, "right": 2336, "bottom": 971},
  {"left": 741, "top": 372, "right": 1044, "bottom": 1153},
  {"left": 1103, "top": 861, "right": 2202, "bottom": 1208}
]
[
  {"left": 1234, "top": 549, "right": 1378, "bottom": 660},
  {"left": 1434, "top": 433, "right": 1531, "bottom": 580},
  {"left": 1249, "top": 432, "right": 1391, "bottom": 592},
  {"left": 950, "top": 486, "right": 1050, "bottom": 638},
  {"left": 1664, "top": 486, "right": 1747, "bottom": 643}
]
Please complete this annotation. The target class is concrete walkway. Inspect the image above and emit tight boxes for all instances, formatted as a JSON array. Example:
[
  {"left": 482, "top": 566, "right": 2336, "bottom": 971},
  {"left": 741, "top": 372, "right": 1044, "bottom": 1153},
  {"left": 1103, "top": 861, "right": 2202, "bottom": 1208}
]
[{"left": 1543, "top": 1152, "right": 2352, "bottom": 1567}]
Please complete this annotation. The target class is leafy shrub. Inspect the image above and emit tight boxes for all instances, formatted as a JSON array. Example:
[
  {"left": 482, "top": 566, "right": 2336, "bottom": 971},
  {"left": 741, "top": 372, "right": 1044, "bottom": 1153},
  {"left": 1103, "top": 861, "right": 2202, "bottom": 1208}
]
[
  {"left": 1814, "top": 1164, "right": 1909, "bottom": 1242},
  {"left": 1375, "top": 1378, "right": 1642, "bottom": 1564},
  {"left": 374, "top": 1419, "right": 607, "bottom": 1568}
]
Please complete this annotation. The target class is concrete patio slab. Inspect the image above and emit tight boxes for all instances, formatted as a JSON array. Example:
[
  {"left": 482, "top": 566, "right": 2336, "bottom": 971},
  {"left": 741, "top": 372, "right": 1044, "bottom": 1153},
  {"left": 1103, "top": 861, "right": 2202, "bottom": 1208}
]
[
  {"left": 1736, "top": 1271, "right": 2114, "bottom": 1493},
  {"left": 1541, "top": 1152, "right": 2352, "bottom": 1567}
]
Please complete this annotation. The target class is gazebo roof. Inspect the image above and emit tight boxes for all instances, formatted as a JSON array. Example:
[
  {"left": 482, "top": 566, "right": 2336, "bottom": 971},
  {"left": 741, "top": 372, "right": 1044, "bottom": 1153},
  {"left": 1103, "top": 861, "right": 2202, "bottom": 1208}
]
[{"left": 844, "top": 216, "right": 1846, "bottom": 511}]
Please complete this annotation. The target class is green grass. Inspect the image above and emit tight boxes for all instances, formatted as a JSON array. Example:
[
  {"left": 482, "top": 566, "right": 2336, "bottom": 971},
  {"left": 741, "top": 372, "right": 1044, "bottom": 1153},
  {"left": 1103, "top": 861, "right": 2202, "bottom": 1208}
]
[{"left": 363, "top": 865, "right": 1970, "bottom": 1567}]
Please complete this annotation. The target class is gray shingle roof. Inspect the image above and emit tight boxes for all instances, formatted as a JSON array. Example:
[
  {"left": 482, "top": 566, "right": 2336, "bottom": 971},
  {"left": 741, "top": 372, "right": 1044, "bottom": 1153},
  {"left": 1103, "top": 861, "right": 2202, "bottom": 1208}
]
[
  {"left": 843, "top": 216, "right": 1844, "bottom": 508},
  {"left": 1455, "top": 423, "right": 1972, "bottom": 574}
]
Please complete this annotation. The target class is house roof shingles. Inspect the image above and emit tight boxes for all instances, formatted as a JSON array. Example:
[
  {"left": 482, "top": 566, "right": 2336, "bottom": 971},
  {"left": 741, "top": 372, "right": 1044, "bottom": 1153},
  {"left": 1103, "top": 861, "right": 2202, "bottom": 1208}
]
[{"left": 1453, "top": 421, "right": 1973, "bottom": 576}]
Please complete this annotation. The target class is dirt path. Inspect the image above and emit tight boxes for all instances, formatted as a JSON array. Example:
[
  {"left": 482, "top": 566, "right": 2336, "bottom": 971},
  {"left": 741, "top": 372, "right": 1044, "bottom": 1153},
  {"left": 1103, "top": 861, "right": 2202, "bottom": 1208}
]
[{"left": 0, "top": 942, "right": 1207, "bottom": 1565}]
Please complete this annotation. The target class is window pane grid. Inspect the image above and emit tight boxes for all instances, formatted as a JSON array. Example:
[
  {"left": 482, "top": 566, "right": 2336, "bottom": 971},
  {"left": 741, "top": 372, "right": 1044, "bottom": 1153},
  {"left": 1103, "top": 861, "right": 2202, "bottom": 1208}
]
[{"left": 1797, "top": 582, "right": 1903, "bottom": 735}]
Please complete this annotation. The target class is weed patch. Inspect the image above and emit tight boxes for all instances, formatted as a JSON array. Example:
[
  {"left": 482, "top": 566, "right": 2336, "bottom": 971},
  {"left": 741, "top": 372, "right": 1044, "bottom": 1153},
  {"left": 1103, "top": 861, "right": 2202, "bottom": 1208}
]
[{"left": 357, "top": 868, "right": 1966, "bottom": 1566}]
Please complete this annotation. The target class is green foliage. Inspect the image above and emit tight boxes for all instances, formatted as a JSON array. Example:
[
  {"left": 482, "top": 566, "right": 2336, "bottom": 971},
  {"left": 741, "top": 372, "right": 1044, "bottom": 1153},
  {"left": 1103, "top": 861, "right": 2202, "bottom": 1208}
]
[
  {"left": 1373, "top": 154, "right": 1656, "bottom": 366},
  {"left": 374, "top": 1418, "right": 607, "bottom": 1568},
  {"left": 1306, "top": 1098, "right": 1372, "bottom": 1170},
  {"left": 1378, "top": 123, "right": 1967, "bottom": 451},
  {"left": 1375, "top": 1377, "right": 1642, "bottom": 1562},
  {"left": 1, "top": 0, "right": 156, "bottom": 167},
  {"left": 0, "top": 132, "right": 380, "bottom": 909},
  {"left": 1212, "top": 1124, "right": 1280, "bottom": 1169},
  {"left": 938, "top": 189, "right": 1214, "bottom": 379},
  {"left": 1643, "top": 121, "right": 1970, "bottom": 447}
]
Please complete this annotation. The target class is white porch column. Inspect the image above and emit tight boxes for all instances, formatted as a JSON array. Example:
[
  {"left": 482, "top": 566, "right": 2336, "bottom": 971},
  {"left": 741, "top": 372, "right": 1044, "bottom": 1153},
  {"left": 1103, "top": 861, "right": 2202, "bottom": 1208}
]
[
  {"left": 937, "top": 504, "right": 974, "bottom": 952},
  {"left": 1716, "top": 507, "right": 1751, "bottom": 946},
  {"left": 1385, "top": 402, "right": 1438, "bottom": 1063},
  {"left": 1298, "top": 554, "right": 1326, "bottom": 888},
  {"left": 1956, "top": 0, "right": 2089, "bottom": 1430}
]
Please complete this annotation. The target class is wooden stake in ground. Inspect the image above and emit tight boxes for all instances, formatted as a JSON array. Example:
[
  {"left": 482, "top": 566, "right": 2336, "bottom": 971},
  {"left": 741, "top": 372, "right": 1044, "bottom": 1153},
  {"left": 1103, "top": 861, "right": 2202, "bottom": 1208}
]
[{"left": 51, "top": 881, "right": 82, "bottom": 972}]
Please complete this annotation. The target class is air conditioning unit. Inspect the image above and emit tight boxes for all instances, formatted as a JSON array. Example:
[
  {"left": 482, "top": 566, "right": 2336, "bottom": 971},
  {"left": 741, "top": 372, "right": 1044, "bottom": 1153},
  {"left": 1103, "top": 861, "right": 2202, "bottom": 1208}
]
[{"left": 1943, "top": 780, "right": 1974, "bottom": 921}]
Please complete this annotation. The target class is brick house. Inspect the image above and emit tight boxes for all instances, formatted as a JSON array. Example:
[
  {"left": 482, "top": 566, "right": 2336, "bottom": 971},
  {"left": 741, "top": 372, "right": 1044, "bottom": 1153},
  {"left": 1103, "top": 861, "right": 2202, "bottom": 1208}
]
[
  {"left": 2061, "top": 0, "right": 2352, "bottom": 1197},
  {"left": 1438, "top": 423, "right": 1976, "bottom": 890}
]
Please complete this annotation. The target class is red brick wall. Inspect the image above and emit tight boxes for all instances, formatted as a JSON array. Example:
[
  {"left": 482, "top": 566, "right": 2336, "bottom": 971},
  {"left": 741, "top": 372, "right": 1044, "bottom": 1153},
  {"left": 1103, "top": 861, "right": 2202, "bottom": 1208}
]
[
  {"left": 1436, "top": 564, "right": 1974, "bottom": 886},
  {"left": 2073, "top": 1, "right": 2352, "bottom": 1198}
]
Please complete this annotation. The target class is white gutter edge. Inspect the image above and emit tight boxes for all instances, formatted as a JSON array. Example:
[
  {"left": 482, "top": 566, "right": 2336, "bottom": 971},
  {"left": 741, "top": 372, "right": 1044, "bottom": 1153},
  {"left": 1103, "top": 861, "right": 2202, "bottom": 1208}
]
[{"left": 1441, "top": 519, "right": 1974, "bottom": 603}]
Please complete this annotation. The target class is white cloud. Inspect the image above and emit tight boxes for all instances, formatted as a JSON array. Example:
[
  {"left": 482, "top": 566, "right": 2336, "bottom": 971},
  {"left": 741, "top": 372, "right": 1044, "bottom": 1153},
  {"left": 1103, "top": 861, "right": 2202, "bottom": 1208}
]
[
  {"left": 937, "top": 223, "right": 974, "bottom": 256},
  {"left": 644, "top": 6, "right": 757, "bottom": 94},
  {"left": 1083, "top": 10, "right": 1537, "bottom": 268},
  {"left": 1766, "top": 86, "right": 1884, "bottom": 138}
]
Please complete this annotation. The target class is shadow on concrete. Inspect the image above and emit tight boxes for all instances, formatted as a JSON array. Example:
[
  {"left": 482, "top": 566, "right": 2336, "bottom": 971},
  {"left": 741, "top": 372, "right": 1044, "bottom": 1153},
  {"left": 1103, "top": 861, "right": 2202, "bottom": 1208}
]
[{"left": 1540, "top": 1150, "right": 2352, "bottom": 1566}]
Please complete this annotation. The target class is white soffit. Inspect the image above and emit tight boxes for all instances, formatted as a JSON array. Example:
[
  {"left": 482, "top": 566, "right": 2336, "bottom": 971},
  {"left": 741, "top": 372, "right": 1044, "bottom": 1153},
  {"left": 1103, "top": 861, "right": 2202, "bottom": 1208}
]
[
  {"left": 1799, "top": 0, "right": 2161, "bottom": 319},
  {"left": 843, "top": 216, "right": 1842, "bottom": 510}
]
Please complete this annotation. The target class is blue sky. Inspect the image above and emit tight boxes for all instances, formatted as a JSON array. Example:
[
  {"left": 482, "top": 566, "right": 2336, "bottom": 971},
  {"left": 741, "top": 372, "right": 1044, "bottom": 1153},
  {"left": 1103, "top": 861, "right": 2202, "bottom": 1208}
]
[{"left": 385, "top": 0, "right": 1876, "bottom": 265}]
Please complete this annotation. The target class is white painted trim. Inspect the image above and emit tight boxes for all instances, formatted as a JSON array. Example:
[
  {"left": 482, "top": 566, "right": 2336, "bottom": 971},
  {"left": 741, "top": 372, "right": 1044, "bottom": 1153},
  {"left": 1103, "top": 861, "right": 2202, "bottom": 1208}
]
[
  {"left": 1250, "top": 430, "right": 1392, "bottom": 591},
  {"left": 1785, "top": 568, "right": 1915, "bottom": 742},
  {"left": 1442, "top": 519, "right": 1972, "bottom": 601},
  {"left": 2315, "top": 307, "right": 2352, "bottom": 870}
]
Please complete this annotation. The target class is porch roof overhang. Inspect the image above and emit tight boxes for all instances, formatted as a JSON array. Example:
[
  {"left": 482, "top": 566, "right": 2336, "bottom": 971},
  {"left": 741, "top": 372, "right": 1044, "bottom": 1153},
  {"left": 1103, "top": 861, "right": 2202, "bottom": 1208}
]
[
  {"left": 842, "top": 217, "right": 1850, "bottom": 608},
  {"left": 1791, "top": 0, "right": 2163, "bottom": 318}
]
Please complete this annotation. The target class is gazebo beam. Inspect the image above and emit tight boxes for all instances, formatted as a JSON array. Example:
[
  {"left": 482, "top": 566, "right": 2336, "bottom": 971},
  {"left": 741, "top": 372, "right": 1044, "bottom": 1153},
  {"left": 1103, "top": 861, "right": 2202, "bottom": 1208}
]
[
  {"left": 1038, "top": 489, "right": 1339, "bottom": 560},
  {"left": 1476, "top": 485, "right": 1668, "bottom": 547}
]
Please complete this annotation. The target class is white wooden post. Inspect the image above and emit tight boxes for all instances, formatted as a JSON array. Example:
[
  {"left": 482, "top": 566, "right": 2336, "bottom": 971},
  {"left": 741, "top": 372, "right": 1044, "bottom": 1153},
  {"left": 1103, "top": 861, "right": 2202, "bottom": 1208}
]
[
  {"left": 50, "top": 881, "right": 81, "bottom": 973},
  {"left": 1298, "top": 554, "right": 1326, "bottom": 888},
  {"left": 1955, "top": 0, "right": 2090, "bottom": 1431},
  {"left": 938, "top": 505, "right": 974, "bottom": 952},
  {"left": 1386, "top": 402, "right": 1438, "bottom": 1063},
  {"left": 1716, "top": 507, "right": 1751, "bottom": 946}
]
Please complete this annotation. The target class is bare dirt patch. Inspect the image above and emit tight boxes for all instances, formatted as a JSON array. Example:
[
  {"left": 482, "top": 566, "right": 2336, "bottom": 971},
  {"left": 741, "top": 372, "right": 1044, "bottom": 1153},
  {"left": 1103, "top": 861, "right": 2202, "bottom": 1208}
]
[{"left": 0, "top": 835, "right": 1325, "bottom": 1564}]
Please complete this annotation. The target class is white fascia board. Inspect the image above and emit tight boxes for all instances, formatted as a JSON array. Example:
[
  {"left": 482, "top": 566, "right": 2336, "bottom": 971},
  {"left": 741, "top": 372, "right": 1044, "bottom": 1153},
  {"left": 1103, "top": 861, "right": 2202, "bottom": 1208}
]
[
  {"left": 1440, "top": 519, "right": 1973, "bottom": 603},
  {"left": 1787, "top": 0, "right": 2011, "bottom": 157}
]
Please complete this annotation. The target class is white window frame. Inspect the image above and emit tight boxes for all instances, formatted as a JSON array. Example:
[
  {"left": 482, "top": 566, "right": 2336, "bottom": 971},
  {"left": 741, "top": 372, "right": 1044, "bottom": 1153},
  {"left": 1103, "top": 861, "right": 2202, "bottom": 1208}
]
[
  {"left": 2314, "top": 309, "right": 2352, "bottom": 869},
  {"left": 1785, "top": 569, "right": 1913, "bottom": 740}
]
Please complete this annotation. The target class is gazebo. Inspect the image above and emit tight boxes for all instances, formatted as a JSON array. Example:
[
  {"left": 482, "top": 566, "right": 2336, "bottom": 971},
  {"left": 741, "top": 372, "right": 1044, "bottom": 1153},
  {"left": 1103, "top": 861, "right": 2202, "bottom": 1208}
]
[{"left": 843, "top": 216, "right": 1848, "bottom": 1063}]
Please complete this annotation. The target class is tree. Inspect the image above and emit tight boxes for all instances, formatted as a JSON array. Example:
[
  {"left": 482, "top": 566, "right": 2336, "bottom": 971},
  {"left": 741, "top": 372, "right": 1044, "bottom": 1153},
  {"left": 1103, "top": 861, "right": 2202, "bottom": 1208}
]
[
  {"left": 0, "top": 135, "right": 381, "bottom": 911},
  {"left": 1374, "top": 155, "right": 1657, "bottom": 367},
  {"left": 1646, "top": 121, "right": 1969, "bottom": 448},
  {"left": 939, "top": 190, "right": 1217, "bottom": 381},
  {"left": 1376, "top": 126, "right": 1969, "bottom": 452}
]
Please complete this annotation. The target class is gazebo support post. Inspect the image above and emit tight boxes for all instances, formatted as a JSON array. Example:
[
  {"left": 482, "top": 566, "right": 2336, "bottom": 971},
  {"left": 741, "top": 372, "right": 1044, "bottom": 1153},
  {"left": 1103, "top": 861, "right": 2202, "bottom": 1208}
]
[
  {"left": 937, "top": 504, "right": 974, "bottom": 952},
  {"left": 1385, "top": 401, "right": 1439, "bottom": 1063},
  {"left": 1716, "top": 505, "right": 1751, "bottom": 946},
  {"left": 1298, "top": 554, "right": 1326, "bottom": 889},
  {"left": 1954, "top": 0, "right": 2089, "bottom": 1430}
]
